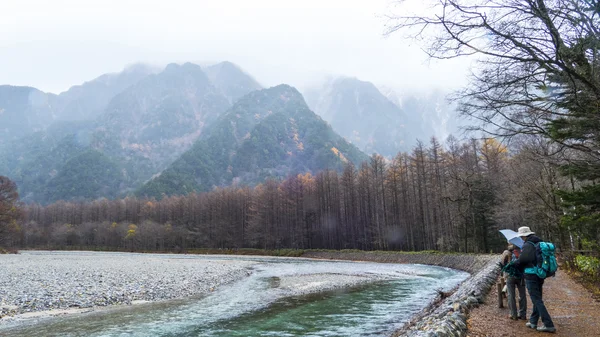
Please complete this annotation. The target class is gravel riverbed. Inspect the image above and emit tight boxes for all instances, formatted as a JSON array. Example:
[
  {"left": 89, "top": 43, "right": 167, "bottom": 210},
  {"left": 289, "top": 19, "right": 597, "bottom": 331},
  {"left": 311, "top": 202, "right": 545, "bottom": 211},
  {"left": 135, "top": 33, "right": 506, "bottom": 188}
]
[
  {"left": 0, "top": 251, "right": 398, "bottom": 323},
  {"left": 0, "top": 251, "right": 258, "bottom": 319},
  {"left": 0, "top": 250, "right": 479, "bottom": 337}
]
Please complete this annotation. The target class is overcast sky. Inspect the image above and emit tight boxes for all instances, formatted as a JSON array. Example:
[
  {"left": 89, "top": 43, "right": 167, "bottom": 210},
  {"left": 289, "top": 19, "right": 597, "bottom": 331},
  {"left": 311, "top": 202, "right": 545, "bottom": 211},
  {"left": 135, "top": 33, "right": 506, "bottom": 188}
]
[{"left": 0, "top": 0, "right": 471, "bottom": 95}]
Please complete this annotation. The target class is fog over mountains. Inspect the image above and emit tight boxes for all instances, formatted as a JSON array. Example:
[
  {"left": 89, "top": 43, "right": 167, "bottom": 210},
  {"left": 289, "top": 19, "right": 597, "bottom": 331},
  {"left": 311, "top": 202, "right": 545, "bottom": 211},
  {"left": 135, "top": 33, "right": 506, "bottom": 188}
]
[{"left": 0, "top": 61, "right": 460, "bottom": 204}]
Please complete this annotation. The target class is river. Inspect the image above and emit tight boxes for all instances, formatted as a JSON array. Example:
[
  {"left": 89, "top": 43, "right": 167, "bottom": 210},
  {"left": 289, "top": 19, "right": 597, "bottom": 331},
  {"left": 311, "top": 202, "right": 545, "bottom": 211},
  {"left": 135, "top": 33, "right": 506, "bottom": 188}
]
[{"left": 0, "top": 253, "right": 469, "bottom": 337}]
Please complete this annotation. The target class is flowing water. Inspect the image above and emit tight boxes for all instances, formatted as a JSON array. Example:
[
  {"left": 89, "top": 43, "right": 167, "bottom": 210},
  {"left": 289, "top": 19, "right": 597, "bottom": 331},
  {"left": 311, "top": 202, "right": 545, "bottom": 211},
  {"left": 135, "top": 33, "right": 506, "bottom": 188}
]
[{"left": 1, "top": 256, "right": 468, "bottom": 337}]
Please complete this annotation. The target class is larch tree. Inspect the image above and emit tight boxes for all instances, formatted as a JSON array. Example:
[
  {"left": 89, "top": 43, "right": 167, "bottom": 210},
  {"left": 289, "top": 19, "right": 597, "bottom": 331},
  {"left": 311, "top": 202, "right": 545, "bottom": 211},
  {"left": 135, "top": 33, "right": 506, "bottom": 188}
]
[{"left": 0, "top": 176, "right": 22, "bottom": 248}]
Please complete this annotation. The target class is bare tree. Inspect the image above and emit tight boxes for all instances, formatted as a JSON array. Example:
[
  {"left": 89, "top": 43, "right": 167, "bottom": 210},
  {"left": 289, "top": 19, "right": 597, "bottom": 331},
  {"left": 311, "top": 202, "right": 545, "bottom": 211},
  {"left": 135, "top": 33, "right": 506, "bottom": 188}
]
[
  {"left": 388, "top": 0, "right": 600, "bottom": 251},
  {"left": 387, "top": 0, "right": 599, "bottom": 150}
]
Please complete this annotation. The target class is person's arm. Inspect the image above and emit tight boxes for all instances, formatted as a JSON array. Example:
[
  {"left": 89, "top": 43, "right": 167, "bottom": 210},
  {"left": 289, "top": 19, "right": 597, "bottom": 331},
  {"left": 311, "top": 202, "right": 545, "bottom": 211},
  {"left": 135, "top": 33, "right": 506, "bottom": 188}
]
[{"left": 500, "top": 250, "right": 511, "bottom": 266}]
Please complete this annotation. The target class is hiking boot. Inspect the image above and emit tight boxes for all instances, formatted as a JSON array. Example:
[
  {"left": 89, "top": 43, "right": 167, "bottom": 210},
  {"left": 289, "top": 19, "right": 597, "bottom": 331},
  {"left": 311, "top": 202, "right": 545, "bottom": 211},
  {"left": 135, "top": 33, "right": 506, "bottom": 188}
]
[
  {"left": 518, "top": 316, "right": 527, "bottom": 320},
  {"left": 525, "top": 322, "right": 537, "bottom": 329},
  {"left": 508, "top": 315, "right": 517, "bottom": 320},
  {"left": 537, "top": 325, "right": 556, "bottom": 333}
]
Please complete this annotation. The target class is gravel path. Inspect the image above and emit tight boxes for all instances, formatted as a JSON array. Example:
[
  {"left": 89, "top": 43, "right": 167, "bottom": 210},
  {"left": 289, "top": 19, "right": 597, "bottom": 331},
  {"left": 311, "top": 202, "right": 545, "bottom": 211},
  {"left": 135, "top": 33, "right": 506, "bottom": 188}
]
[
  {"left": 0, "top": 251, "right": 257, "bottom": 319},
  {"left": 467, "top": 270, "right": 600, "bottom": 337}
]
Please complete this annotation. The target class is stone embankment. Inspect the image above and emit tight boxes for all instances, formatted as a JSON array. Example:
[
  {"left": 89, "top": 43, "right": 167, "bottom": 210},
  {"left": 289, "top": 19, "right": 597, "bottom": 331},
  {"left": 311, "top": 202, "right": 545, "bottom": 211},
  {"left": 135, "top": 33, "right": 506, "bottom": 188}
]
[
  {"left": 302, "top": 251, "right": 494, "bottom": 274},
  {"left": 302, "top": 251, "right": 501, "bottom": 337}
]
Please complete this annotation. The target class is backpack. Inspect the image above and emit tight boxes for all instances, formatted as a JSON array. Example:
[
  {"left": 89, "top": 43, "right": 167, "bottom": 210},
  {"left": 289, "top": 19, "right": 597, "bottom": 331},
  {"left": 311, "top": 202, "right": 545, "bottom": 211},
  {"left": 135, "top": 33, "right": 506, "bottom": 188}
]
[{"left": 527, "top": 241, "right": 558, "bottom": 278}]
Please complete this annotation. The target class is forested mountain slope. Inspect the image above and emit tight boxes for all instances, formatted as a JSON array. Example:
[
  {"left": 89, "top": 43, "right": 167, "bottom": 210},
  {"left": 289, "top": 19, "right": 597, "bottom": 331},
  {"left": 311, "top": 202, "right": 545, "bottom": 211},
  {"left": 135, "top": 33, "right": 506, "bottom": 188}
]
[{"left": 138, "top": 84, "right": 368, "bottom": 198}]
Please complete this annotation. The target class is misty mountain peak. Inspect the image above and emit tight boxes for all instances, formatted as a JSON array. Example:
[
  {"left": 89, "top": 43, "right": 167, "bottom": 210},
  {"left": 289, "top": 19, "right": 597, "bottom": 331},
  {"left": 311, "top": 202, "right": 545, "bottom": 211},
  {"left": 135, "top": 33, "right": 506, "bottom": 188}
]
[
  {"left": 205, "top": 61, "right": 262, "bottom": 104},
  {"left": 334, "top": 77, "right": 381, "bottom": 96},
  {"left": 55, "top": 64, "right": 155, "bottom": 121},
  {"left": 230, "top": 84, "right": 307, "bottom": 117},
  {"left": 163, "top": 62, "right": 205, "bottom": 77},
  {"left": 303, "top": 76, "right": 421, "bottom": 156},
  {"left": 123, "top": 63, "right": 156, "bottom": 75},
  {"left": 212, "top": 61, "right": 240, "bottom": 72},
  {"left": 0, "top": 85, "right": 56, "bottom": 145},
  {"left": 265, "top": 84, "right": 302, "bottom": 98},
  {"left": 164, "top": 62, "right": 181, "bottom": 73}
]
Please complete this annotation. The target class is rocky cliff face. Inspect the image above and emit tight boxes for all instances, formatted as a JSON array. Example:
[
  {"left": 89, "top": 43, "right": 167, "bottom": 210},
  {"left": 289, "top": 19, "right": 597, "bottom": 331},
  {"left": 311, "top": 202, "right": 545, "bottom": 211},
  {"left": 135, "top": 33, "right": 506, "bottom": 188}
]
[{"left": 304, "top": 77, "right": 424, "bottom": 156}]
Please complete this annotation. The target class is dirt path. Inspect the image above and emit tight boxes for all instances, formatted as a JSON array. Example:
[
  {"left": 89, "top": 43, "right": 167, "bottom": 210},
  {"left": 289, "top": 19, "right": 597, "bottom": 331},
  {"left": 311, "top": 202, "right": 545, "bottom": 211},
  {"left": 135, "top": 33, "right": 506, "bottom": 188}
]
[{"left": 467, "top": 271, "right": 600, "bottom": 337}]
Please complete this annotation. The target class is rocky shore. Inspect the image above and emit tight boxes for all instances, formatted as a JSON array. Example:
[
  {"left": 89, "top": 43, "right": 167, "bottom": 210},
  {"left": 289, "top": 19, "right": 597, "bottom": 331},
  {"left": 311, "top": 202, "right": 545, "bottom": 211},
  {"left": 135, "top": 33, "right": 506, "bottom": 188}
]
[{"left": 0, "top": 251, "right": 256, "bottom": 319}]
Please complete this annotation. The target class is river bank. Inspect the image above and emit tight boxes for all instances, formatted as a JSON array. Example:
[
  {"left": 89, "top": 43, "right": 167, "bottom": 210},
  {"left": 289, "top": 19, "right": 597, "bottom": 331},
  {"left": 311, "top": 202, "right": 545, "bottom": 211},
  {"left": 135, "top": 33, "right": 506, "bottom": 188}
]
[{"left": 301, "top": 250, "right": 495, "bottom": 274}]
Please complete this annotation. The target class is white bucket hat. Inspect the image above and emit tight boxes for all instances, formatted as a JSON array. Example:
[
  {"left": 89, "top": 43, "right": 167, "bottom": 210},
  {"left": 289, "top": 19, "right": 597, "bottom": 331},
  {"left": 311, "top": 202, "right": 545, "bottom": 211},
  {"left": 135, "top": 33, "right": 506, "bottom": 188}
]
[{"left": 517, "top": 226, "right": 535, "bottom": 237}]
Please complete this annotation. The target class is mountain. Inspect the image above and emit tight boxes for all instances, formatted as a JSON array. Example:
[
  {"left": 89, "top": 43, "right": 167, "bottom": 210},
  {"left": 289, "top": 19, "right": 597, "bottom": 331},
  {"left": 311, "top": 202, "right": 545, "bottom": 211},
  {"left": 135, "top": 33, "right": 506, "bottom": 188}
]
[
  {"left": 0, "top": 65, "right": 155, "bottom": 147},
  {"left": 398, "top": 90, "right": 461, "bottom": 142},
  {"left": 137, "top": 84, "right": 368, "bottom": 198},
  {"left": 43, "top": 149, "right": 123, "bottom": 202},
  {"left": 303, "top": 77, "right": 420, "bottom": 156},
  {"left": 378, "top": 86, "right": 403, "bottom": 110},
  {"left": 0, "top": 86, "right": 57, "bottom": 146},
  {"left": 91, "top": 62, "right": 233, "bottom": 186},
  {"left": 204, "top": 61, "right": 262, "bottom": 104},
  {"left": 0, "top": 121, "right": 94, "bottom": 202},
  {"left": 1, "top": 61, "right": 262, "bottom": 203},
  {"left": 55, "top": 63, "right": 155, "bottom": 121}
]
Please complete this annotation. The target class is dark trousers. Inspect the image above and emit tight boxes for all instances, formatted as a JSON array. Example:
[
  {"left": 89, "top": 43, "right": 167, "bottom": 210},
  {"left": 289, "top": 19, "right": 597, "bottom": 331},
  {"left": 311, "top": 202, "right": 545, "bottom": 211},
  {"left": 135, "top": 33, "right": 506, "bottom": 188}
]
[
  {"left": 507, "top": 276, "right": 527, "bottom": 318},
  {"left": 526, "top": 276, "right": 554, "bottom": 328}
]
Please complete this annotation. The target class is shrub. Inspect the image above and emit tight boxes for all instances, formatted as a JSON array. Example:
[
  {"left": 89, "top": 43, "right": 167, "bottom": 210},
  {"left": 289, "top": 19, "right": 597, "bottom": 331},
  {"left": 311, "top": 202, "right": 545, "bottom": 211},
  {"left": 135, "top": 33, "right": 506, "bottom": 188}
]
[{"left": 575, "top": 255, "right": 600, "bottom": 277}]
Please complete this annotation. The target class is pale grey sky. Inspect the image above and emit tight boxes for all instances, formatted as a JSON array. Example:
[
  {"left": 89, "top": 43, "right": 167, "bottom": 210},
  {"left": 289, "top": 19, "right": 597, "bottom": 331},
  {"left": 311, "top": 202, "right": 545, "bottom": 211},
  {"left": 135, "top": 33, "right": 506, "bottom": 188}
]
[{"left": 0, "top": 0, "right": 471, "bottom": 94}]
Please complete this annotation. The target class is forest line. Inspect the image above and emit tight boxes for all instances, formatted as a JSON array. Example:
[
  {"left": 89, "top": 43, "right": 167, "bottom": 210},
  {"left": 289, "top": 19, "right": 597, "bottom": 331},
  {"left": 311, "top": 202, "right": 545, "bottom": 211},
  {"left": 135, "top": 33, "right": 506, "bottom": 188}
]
[{"left": 3, "top": 135, "right": 571, "bottom": 254}]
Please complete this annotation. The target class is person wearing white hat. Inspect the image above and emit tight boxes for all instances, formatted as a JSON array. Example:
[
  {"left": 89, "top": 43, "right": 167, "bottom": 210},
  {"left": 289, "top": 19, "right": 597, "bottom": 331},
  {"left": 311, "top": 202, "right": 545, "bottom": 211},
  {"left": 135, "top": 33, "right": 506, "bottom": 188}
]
[{"left": 514, "top": 226, "right": 556, "bottom": 333}]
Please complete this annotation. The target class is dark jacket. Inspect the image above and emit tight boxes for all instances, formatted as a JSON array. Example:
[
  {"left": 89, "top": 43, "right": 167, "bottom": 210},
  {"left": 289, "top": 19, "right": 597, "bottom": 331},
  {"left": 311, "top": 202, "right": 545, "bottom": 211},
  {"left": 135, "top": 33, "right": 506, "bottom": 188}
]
[{"left": 515, "top": 235, "right": 542, "bottom": 279}]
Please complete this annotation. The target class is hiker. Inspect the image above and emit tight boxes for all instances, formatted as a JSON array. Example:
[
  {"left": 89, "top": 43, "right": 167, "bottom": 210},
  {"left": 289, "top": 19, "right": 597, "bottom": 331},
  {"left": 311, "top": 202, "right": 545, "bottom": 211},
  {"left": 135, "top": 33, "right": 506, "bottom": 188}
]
[
  {"left": 514, "top": 226, "right": 556, "bottom": 333},
  {"left": 501, "top": 244, "right": 526, "bottom": 320}
]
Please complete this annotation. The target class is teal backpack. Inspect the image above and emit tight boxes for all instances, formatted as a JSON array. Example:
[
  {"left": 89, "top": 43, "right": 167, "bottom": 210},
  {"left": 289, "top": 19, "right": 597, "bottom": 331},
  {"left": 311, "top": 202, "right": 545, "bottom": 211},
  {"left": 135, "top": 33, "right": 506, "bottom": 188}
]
[{"left": 525, "top": 241, "right": 558, "bottom": 278}]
